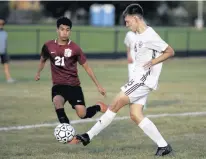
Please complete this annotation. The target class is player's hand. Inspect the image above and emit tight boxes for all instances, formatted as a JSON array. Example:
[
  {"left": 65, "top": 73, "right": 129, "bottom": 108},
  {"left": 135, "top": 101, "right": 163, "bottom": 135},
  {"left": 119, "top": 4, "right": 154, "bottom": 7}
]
[
  {"left": 97, "top": 85, "right": 106, "bottom": 97},
  {"left": 35, "top": 73, "right": 40, "bottom": 81},
  {"left": 143, "top": 60, "right": 153, "bottom": 70}
]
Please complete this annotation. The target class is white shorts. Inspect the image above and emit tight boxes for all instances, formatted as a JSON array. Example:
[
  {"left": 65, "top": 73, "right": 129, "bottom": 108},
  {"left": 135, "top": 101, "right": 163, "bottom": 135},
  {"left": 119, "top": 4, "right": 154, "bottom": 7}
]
[{"left": 121, "top": 79, "right": 151, "bottom": 105}]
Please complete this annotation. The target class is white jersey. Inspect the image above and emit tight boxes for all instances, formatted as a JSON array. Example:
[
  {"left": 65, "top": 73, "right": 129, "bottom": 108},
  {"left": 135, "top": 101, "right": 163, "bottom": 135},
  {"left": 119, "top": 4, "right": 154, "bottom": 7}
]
[{"left": 131, "top": 27, "right": 168, "bottom": 90}]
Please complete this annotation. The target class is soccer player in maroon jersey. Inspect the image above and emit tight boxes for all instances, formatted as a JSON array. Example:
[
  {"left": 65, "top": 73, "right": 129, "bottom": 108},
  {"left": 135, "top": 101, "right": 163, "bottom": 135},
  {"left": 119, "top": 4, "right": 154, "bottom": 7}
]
[{"left": 35, "top": 17, "right": 107, "bottom": 129}]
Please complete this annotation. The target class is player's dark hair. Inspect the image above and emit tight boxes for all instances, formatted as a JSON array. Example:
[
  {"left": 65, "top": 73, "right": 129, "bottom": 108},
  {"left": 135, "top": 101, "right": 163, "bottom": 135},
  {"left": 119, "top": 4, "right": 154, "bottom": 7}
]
[
  {"left": 57, "top": 17, "right": 72, "bottom": 29},
  {"left": 123, "top": 4, "right": 144, "bottom": 18}
]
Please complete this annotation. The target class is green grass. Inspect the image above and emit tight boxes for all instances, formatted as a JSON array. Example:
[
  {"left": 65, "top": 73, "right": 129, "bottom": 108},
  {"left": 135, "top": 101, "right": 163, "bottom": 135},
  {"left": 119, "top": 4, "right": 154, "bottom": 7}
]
[
  {"left": 0, "top": 58, "right": 206, "bottom": 158},
  {"left": 4, "top": 25, "right": 206, "bottom": 55}
]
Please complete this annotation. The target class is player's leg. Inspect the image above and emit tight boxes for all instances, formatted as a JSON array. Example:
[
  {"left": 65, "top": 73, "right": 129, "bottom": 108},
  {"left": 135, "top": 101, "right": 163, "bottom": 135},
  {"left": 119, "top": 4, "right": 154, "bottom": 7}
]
[
  {"left": 70, "top": 86, "right": 107, "bottom": 119},
  {"left": 76, "top": 90, "right": 130, "bottom": 146},
  {"left": 3, "top": 63, "right": 11, "bottom": 80},
  {"left": 129, "top": 87, "right": 172, "bottom": 156},
  {"left": 1, "top": 54, "right": 14, "bottom": 83},
  {"left": 75, "top": 102, "right": 107, "bottom": 119},
  {"left": 76, "top": 79, "right": 142, "bottom": 145},
  {"left": 76, "top": 79, "right": 147, "bottom": 145},
  {"left": 52, "top": 85, "right": 70, "bottom": 124},
  {"left": 131, "top": 103, "right": 172, "bottom": 156},
  {"left": 130, "top": 103, "right": 169, "bottom": 146}
]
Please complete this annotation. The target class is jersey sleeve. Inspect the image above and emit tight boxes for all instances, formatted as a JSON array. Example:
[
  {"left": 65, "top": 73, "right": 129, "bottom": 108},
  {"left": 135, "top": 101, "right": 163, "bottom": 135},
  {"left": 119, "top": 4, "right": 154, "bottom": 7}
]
[
  {"left": 41, "top": 44, "right": 50, "bottom": 60},
  {"left": 77, "top": 47, "right": 87, "bottom": 65},
  {"left": 145, "top": 33, "right": 168, "bottom": 52}
]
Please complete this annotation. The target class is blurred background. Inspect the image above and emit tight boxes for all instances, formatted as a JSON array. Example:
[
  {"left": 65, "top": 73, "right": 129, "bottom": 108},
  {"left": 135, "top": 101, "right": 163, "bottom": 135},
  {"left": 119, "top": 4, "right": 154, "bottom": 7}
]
[{"left": 0, "top": 0, "right": 206, "bottom": 59}]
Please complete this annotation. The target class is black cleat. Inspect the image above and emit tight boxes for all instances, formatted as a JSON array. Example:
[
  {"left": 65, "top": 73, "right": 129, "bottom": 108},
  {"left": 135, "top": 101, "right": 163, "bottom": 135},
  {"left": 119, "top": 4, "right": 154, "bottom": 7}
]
[
  {"left": 155, "top": 144, "right": 172, "bottom": 156},
  {"left": 76, "top": 133, "right": 90, "bottom": 146}
]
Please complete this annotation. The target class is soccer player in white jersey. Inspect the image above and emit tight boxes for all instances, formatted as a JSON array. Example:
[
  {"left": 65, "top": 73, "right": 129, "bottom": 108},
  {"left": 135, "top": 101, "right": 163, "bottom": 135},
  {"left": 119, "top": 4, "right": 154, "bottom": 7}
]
[
  {"left": 76, "top": 4, "right": 174, "bottom": 156},
  {"left": 124, "top": 31, "right": 136, "bottom": 80}
]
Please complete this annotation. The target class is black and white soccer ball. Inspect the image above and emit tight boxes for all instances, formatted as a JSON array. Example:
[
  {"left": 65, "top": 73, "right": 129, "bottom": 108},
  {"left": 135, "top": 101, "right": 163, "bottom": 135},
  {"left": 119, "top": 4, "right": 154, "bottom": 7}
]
[{"left": 54, "top": 123, "right": 75, "bottom": 143}]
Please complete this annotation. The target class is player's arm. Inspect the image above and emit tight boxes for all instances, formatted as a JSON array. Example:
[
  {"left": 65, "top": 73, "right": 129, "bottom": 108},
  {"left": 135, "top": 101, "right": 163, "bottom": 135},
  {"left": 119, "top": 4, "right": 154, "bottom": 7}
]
[
  {"left": 124, "top": 33, "right": 133, "bottom": 63},
  {"left": 78, "top": 47, "right": 106, "bottom": 96},
  {"left": 126, "top": 46, "right": 133, "bottom": 63},
  {"left": 82, "top": 62, "right": 99, "bottom": 87},
  {"left": 152, "top": 45, "right": 174, "bottom": 65},
  {"left": 35, "top": 44, "right": 49, "bottom": 81},
  {"left": 82, "top": 62, "right": 106, "bottom": 96},
  {"left": 143, "top": 38, "right": 175, "bottom": 69}
]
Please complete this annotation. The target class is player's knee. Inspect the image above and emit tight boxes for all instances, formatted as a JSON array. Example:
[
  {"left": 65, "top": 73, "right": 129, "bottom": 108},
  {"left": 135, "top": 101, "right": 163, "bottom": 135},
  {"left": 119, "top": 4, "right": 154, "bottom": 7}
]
[
  {"left": 110, "top": 98, "right": 125, "bottom": 113},
  {"left": 75, "top": 106, "right": 86, "bottom": 119},
  {"left": 53, "top": 101, "right": 63, "bottom": 109},
  {"left": 53, "top": 96, "right": 64, "bottom": 109},
  {"left": 77, "top": 112, "right": 86, "bottom": 119},
  {"left": 130, "top": 112, "right": 142, "bottom": 124}
]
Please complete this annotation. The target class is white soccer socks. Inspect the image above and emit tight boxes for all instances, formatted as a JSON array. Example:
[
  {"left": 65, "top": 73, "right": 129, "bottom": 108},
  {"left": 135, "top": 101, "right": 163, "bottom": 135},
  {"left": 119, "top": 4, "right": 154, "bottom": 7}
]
[
  {"left": 86, "top": 112, "right": 167, "bottom": 147},
  {"left": 87, "top": 109, "right": 116, "bottom": 140},
  {"left": 138, "top": 117, "right": 168, "bottom": 147}
]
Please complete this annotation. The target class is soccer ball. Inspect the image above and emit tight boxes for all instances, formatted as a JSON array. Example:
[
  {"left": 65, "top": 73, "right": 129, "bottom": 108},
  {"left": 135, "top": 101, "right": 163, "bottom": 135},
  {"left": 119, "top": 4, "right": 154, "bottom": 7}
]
[{"left": 54, "top": 123, "right": 75, "bottom": 144}]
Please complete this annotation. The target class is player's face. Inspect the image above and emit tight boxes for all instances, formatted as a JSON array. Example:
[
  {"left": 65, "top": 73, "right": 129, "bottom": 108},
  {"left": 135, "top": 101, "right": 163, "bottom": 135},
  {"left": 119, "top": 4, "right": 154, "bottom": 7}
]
[
  {"left": 57, "top": 24, "right": 71, "bottom": 41},
  {"left": 124, "top": 15, "right": 138, "bottom": 32}
]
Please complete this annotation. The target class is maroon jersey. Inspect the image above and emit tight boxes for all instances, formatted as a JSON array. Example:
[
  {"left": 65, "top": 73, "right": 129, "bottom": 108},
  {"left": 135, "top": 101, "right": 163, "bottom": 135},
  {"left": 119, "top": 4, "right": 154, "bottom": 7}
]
[{"left": 41, "top": 40, "right": 87, "bottom": 86}]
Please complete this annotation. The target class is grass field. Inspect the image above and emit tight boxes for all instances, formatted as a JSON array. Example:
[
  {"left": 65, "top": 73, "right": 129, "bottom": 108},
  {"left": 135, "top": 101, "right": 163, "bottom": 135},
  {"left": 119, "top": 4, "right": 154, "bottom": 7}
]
[
  {"left": 4, "top": 25, "right": 206, "bottom": 55},
  {"left": 0, "top": 57, "right": 206, "bottom": 159}
]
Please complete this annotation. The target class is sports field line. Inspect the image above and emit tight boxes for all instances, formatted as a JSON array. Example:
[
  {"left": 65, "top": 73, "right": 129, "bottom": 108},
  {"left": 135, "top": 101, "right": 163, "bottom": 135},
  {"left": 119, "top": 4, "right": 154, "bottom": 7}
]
[{"left": 0, "top": 111, "right": 206, "bottom": 132}]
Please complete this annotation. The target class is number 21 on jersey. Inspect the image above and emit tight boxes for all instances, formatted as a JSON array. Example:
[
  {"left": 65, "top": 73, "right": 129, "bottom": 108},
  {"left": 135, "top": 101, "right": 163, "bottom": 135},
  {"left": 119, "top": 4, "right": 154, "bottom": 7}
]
[{"left": 55, "top": 56, "right": 65, "bottom": 66}]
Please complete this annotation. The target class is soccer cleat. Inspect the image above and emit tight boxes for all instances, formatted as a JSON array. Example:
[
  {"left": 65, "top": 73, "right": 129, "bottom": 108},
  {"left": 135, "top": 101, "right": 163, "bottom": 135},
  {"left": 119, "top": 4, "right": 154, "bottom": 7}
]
[
  {"left": 76, "top": 133, "right": 91, "bottom": 146},
  {"left": 155, "top": 144, "right": 172, "bottom": 156},
  {"left": 96, "top": 101, "right": 108, "bottom": 113}
]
